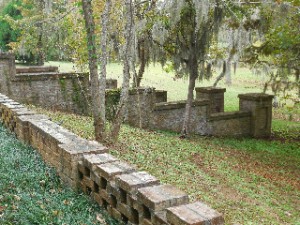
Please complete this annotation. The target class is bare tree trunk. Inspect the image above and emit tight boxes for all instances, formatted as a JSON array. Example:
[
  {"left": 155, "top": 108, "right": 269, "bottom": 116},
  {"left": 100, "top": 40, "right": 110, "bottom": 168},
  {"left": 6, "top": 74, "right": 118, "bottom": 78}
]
[
  {"left": 110, "top": 0, "right": 134, "bottom": 141},
  {"left": 82, "top": 0, "right": 105, "bottom": 142},
  {"left": 181, "top": 44, "right": 198, "bottom": 137},
  {"left": 133, "top": 39, "right": 146, "bottom": 87},
  {"left": 98, "top": 0, "right": 111, "bottom": 140},
  {"left": 36, "top": 32, "right": 45, "bottom": 66},
  {"left": 225, "top": 60, "right": 232, "bottom": 85},
  {"left": 181, "top": 71, "right": 197, "bottom": 137},
  {"left": 213, "top": 61, "right": 226, "bottom": 87},
  {"left": 296, "top": 69, "right": 300, "bottom": 98}
]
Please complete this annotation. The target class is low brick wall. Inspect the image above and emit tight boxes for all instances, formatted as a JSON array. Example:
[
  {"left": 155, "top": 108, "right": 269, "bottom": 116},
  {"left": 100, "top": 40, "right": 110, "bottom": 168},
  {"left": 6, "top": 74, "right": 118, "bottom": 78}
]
[
  {"left": 151, "top": 100, "right": 209, "bottom": 134},
  {"left": 207, "top": 111, "right": 252, "bottom": 136},
  {"left": 0, "top": 55, "right": 118, "bottom": 116},
  {"left": 0, "top": 93, "right": 225, "bottom": 225},
  {"left": 0, "top": 53, "right": 273, "bottom": 138}
]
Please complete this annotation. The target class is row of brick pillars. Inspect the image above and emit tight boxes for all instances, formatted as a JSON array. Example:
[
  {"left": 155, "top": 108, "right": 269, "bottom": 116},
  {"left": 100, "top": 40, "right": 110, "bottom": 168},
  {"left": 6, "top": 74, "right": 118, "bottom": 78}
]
[{"left": 195, "top": 87, "right": 273, "bottom": 138}]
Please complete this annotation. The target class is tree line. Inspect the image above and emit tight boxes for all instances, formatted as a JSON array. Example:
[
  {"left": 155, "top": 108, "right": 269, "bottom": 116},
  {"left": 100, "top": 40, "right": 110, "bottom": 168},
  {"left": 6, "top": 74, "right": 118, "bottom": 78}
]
[{"left": 0, "top": 0, "right": 299, "bottom": 141}]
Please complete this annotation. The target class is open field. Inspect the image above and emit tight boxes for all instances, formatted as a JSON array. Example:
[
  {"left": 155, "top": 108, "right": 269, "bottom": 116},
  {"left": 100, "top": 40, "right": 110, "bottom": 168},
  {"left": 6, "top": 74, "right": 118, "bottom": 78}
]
[
  {"left": 0, "top": 124, "right": 118, "bottom": 225},
  {"left": 25, "top": 62, "right": 300, "bottom": 225}
]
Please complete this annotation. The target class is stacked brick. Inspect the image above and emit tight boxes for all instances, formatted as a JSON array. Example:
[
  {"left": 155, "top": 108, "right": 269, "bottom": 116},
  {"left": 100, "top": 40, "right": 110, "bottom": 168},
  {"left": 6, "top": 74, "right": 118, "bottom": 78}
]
[
  {"left": 0, "top": 93, "right": 225, "bottom": 225},
  {"left": 79, "top": 152, "right": 224, "bottom": 225}
]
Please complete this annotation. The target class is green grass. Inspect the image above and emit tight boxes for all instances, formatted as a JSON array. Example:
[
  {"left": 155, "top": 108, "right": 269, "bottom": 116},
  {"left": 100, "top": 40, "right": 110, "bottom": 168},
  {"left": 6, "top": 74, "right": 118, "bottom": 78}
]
[
  {"left": 31, "top": 107, "right": 300, "bottom": 225},
  {"left": 23, "top": 61, "right": 300, "bottom": 224},
  {"left": 44, "top": 61, "right": 265, "bottom": 110},
  {"left": 0, "top": 124, "right": 119, "bottom": 225}
]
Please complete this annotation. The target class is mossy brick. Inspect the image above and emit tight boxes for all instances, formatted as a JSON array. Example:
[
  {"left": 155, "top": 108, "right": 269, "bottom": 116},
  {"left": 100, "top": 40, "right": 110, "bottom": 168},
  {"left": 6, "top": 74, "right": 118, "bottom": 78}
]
[
  {"left": 153, "top": 211, "right": 169, "bottom": 225},
  {"left": 83, "top": 153, "right": 118, "bottom": 170},
  {"left": 94, "top": 161, "right": 136, "bottom": 181},
  {"left": 117, "top": 203, "right": 140, "bottom": 224},
  {"left": 59, "top": 160, "right": 79, "bottom": 180},
  {"left": 137, "top": 184, "right": 189, "bottom": 211},
  {"left": 108, "top": 205, "right": 123, "bottom": 221},
  {"left": 116, "top": 171, "right": 160, "bottom": 195},
  {"left": 166, "top": 202, "right": 224, "bottom": 225},
  {"left": 59, "top": 173, "right": 77, "bottom": 188},
  {"left": 141, "top": 218, "right": 154, "bottom": 225}
]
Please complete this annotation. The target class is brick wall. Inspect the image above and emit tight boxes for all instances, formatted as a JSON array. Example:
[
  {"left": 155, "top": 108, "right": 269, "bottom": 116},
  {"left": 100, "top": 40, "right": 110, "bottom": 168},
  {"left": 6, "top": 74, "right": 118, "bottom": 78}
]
[
  {"left": 0, "top": 53, "right": 274, "bottom": 138},
  {"left": 0, "top": 54, "right": 117, "bottom": 116},
  {"left": 151, "top": 100, "right": 209, "bottom": 134},
  {"left": 0, "top": 93, "right": 225, "bottom": 225}
]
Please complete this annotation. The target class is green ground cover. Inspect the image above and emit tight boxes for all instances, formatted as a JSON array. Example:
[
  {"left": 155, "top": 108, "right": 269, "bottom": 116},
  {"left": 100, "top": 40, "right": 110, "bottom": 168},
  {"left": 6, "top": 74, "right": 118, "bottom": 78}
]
[{"left": 0, "top": 124, "right": 118, "bottom": 225}]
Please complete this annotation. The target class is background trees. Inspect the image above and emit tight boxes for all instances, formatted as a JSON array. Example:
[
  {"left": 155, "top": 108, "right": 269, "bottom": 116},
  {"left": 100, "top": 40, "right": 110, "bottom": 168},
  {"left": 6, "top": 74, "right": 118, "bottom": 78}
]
[
  {"left": 0, "top": 0, "right": 22, "bottom": 51},
  {"left": 0, "top": 0, "right": 299, "bottom": 139}
]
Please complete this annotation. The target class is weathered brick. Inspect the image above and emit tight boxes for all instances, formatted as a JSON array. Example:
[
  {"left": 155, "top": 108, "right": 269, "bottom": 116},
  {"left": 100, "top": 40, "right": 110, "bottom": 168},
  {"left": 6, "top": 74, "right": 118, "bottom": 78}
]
[
  {"left": 153, "top": 211, "right": 169, "bottom": 225},
  {"left": 94, "top": 161, "right": 135, "bottom": 181},
  {"left": 166, "top": 202, "right": 224, "bottom": 225},
  {"left": 137, "top": 185, "right": 189, "bottom": 212},
  {"left": 83, "top": 153, "right": 117, "bottom": 170},
  {"left": 116, "top": 171, "right": 160, "bottom": 195}
]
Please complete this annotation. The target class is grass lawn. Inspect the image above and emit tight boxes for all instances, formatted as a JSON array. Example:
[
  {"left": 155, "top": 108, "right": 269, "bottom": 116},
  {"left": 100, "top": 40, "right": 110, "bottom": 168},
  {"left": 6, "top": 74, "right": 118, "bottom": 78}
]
[
  {"left": 31, "top": 107, "right": 300, "bottom": 225},
  {"left": 0, "top": 124, "right": 118, "bottom": 225},
  {"left": 24, "top": 61, "right": 300, "bottom": 224}
]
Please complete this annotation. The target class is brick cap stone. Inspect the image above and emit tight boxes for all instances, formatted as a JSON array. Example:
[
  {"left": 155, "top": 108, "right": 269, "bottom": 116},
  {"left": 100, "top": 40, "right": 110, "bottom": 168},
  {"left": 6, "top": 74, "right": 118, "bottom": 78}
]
[
  {"left": 83, "top": 153, "right": 118, "bottom": 168},
  {"left": 166, "top": 201, "right": 225, "bottom": 225},
  {"left": 59, "top": 139, "right": 107, "bottom": 155},
  {"left": 115, "top": 171, "right": 160, "bottom": 194},
  {"left": 155, "top": 100, "right": 209, "bottom": 111},
  {"left": 0, "top": 53, "right": 15, "bottom": 60},
  {"left": 195, "top": 87, "right": 226, "bottom": 93},
  {"left": 209, "top": 111, "right": 251, "bottom": 121},
  {"left": 137, "top": 184, "right": 189, "bottom": 211},
  {"left": 16, "top": 66, "right": 59, "bottom": 74},
  {"left": 95, "top": 161, "right": 136, "bottom": 180},
  {"left": 238, "top": 93, "right": 274, "bottom": 101}
]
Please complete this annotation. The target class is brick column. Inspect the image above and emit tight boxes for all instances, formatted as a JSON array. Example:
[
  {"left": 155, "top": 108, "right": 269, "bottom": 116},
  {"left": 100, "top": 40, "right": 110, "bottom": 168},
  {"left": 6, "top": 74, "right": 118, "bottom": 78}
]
[
  {"left": 238, "top": 93, "right": 274, "bottom": 138},
  {"left": 0, "top": 53, "right": 16, "bottom": 96},
  {"left": 195, "top": 87, "right": 226, "bottom": 113},
  {"left": 125, "top": 88, "right": 156, "bottom": 128}
]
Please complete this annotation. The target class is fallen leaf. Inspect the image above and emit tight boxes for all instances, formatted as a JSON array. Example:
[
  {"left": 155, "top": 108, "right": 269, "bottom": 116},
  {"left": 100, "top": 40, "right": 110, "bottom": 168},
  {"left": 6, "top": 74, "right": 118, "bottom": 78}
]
[
  {"left": 52, "top": 210, "right": 60, "bottom": 216},
  {"left": 0, "top": 205, "right": 6, "bottom": 212},
  {"left": 14, "top": 195, "right": 21, "bottom": 201},
  {"left": 96, "top": 214, "right": 106, "bottom": 224},
  {"left": 63, "top": 199, "right": 70, "bottom": 205}
]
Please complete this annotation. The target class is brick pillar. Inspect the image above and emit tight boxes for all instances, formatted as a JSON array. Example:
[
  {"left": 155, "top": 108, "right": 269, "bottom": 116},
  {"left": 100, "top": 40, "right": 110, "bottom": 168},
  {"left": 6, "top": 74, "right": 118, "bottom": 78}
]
[
  {"left": 238, "top": 93, "right": 274, "bottom": 138},
  {"left": 125, "top": 87, "right": 156, "bottom": 128},
  {"left": 195, "top": 87, "right": 226, "bottom": 113},
  {"left": 0, "top": 53, "right": 16, "bottom": 97}
]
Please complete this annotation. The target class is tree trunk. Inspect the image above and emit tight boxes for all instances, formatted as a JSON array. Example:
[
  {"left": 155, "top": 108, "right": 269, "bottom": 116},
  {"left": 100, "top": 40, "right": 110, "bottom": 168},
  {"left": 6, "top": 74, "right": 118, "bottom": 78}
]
[
  {"left": 225, "top": 60, "right": 232, "bottom": 85},
  {"left": 295, "top": 69, "right": 300, "bottom": 98},
  {"left": 133, "top": 39, "right": 146, "bottom": 87},
  {"left": 213, "top": 61, "right": 226, "bottom": 87},
  {"left": 82, "top": 0, "right": 105, "bottom": 142},
  {"left": 36, "top": 31, "right": 44, "bottom": 66},
  {"left": 110, "top": 0, "right": 134, "bottom": 141},
  {"left": 98, "top": 0, "right": 111, "bottom": 141},
  {"left": 181, "top": 45, "right": 198, "bottom": 137}
]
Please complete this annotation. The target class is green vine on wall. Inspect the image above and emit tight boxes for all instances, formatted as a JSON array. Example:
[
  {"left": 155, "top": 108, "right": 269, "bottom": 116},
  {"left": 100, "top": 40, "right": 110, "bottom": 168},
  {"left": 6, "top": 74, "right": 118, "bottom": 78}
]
[{"left": 58, "top": 77, "right": 68, "bottom": 101}]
